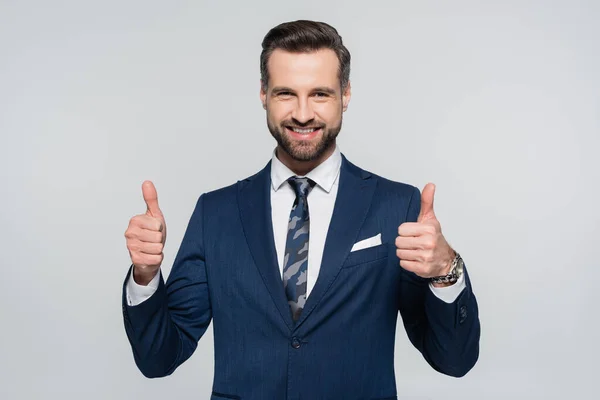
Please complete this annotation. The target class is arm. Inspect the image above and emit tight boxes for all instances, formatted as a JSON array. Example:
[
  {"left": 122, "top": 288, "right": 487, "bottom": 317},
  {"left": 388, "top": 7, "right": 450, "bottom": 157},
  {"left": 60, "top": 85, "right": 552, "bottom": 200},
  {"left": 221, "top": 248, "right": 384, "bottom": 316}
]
[
  {"left": 125, "top": 265, "right": 160, "bottom": 306},
  {"left": 397, "top": 186, "right": 480, "bottom": 377},
  {"left": 122, "top": 195, "right": 212, "bottom": 378}
]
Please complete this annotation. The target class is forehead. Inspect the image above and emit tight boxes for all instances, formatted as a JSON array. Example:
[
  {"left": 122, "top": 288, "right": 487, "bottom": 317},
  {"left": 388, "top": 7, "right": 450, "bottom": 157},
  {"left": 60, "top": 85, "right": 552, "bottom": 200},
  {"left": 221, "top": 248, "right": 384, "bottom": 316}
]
[{"left": 267, "top": 48, "right": 340, "bottom": 90}]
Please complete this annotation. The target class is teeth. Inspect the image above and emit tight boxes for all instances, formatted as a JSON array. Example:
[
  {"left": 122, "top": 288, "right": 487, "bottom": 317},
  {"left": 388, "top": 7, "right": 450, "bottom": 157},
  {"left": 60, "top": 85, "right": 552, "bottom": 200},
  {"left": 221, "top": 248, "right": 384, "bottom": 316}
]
[{"left": 291, "top": 128, "right": 317, "bottom": 133}]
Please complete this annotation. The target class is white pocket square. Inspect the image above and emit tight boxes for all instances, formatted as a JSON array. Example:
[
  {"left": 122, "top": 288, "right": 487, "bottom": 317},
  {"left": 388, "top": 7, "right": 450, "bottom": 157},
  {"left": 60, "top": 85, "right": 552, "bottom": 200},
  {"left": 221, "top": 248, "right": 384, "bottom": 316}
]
[{"left": 350, "top": 233, "right": 382, "bottom": 252}]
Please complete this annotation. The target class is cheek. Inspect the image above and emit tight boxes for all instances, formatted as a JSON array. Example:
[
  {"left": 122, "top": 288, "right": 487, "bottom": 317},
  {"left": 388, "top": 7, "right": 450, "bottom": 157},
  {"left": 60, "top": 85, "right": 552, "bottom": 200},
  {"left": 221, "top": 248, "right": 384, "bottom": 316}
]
[
  {"left": 268, "top": 101, "right": 293, "bottom": 122},
  {"left": 315, "top": 102, "right": 342, "bottom": 124}
]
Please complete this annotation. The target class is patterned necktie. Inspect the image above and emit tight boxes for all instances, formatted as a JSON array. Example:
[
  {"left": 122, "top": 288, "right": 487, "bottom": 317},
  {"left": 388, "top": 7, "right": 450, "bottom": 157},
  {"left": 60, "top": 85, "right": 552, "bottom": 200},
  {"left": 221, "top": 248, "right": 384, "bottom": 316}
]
[{"left": 283, "top": 177, "right": 316, "bottom": 322}]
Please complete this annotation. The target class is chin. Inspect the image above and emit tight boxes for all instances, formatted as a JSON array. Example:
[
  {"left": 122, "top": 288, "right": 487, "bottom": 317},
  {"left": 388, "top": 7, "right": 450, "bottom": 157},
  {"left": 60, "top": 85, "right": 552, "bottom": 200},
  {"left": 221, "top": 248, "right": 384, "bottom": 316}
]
[
  {"left": 269, "top": 122, "right": 338, "bottom": 163},
  {"left": 290, "top": 149, "right": 320, "bottom": 162},
  {"left": 288, "top": 140, "right": 333, "bottom": 162}
]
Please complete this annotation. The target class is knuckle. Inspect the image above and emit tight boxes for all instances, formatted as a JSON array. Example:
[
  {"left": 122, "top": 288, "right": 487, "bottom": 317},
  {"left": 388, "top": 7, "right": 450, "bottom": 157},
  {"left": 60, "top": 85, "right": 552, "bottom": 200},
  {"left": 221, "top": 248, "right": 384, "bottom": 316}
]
[
  {"left": 141, "top": 254, "right": 153, "bottom": 265},
  {"left": 137, "top": 241, "right": 147, "bottom": 253},
  {"left": 150, "top": 254, "right": 163, "bottom": 265},
  {"left": 131, "top": 254, "right": 142, "bottom": 265},
  {"left": 145, "top": 242, "right": 157, "bottom": 254},
  {"left": 127, "top": 241, "right": 137, "bottom": 252},
  {"left": 148, "top": 243, "right": 159, "bottom": 254},
  {"left": 150, "top": 217, "right": 162, "bottom": 231}
]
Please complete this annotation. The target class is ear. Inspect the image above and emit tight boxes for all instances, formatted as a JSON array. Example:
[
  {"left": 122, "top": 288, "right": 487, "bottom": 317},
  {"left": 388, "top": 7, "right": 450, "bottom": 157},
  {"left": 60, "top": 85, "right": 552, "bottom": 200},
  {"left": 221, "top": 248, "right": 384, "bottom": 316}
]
[
  {"left": 260, "top": 79, "right": 267, "bottom": 109},
  {"left": 342, "top": 80, "right": 351, "bottom": 112}
]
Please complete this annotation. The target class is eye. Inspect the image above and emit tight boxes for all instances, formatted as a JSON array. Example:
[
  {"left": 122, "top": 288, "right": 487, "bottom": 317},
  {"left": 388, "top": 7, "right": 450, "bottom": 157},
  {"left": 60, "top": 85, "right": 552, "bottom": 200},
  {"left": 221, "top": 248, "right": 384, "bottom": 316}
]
[
  {"left": 314, "top": 92, "right": 328, "bottom": 98},
  {"left": 277, "top": 91, "right": 292, "bottom": 97}
]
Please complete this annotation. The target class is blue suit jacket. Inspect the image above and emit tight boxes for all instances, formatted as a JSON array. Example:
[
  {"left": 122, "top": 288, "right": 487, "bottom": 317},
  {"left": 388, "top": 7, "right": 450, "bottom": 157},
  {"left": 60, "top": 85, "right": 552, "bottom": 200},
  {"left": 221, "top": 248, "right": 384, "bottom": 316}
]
[{"left": 122, "top": 154, "right": 480, "bottom": 400}]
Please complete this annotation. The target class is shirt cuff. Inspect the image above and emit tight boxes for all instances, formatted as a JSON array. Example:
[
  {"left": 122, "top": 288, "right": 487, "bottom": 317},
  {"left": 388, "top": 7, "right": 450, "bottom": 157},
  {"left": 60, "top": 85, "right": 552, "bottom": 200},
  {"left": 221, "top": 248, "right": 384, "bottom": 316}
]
[
  {"left": 428, "top": 272, "right": 466, "bottom": 304},
  {"left": 125, "top": 267, "right": 160, "bottom": 306}
]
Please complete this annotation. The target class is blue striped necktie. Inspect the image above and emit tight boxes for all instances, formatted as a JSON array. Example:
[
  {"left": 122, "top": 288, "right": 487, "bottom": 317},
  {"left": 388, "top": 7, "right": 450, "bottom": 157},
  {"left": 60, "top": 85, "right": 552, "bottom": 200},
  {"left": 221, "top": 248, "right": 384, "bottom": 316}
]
[{"left": 283, "top": 177, "right": 316, "bottom": 321}]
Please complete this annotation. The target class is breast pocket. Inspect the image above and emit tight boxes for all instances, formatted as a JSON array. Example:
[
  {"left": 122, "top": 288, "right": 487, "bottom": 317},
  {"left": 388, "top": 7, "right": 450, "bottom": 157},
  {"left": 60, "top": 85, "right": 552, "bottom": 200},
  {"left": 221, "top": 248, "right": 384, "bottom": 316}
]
[
  {"left": 211, "top": 392, "right": 241, "bottom": 400},
  {"left": 342, "top": 242, "right": 390, "bottom": 268}
]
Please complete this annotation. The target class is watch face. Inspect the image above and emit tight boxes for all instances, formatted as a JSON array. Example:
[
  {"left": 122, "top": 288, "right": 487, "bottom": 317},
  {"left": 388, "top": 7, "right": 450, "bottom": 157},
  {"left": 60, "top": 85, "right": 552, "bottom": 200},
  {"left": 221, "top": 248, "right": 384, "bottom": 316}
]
[{"left": 456, "top": 256, "right": 464, "bottom": 276}]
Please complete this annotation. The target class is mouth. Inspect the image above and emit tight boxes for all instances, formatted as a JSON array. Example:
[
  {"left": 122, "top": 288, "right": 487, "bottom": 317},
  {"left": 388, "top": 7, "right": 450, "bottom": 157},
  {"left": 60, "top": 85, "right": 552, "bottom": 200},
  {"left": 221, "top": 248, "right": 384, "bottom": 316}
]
[{"left": 285, "top": 126, "right": 323, "bottom": 141}]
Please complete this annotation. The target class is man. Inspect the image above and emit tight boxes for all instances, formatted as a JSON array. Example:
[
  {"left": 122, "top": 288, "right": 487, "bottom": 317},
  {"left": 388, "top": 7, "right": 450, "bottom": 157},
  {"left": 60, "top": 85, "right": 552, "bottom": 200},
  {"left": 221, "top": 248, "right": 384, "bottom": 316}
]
[{"left": 122, "top": 20, "right": 480, "bottom": 400}]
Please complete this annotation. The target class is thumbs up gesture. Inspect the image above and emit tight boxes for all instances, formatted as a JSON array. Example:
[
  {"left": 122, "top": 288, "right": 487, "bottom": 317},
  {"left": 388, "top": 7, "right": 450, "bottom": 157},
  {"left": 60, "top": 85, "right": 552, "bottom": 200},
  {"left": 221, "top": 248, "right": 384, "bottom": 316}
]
[
  {"left": 124, "top": 181, "right": 167, "bottom": 285},
  {"left": 395, "top": 183, "right": 456, "bottom": 284}
]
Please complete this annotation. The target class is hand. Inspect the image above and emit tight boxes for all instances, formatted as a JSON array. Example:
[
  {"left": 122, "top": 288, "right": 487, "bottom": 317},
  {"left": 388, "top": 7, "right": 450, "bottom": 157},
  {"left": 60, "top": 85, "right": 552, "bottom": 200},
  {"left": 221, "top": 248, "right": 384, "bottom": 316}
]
[
  {"left": 124, "top": 180, "right": 167, "bottom": 285},
  {"left": 395, "top": 183, "right": 455, "bottom": 281}
]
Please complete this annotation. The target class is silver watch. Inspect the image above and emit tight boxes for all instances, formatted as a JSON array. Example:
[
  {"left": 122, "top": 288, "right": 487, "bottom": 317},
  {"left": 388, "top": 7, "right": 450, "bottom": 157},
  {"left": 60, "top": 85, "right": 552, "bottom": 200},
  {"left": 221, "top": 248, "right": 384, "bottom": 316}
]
[{"left": 430, "top": 252, "right": 464, "bottom": 284}]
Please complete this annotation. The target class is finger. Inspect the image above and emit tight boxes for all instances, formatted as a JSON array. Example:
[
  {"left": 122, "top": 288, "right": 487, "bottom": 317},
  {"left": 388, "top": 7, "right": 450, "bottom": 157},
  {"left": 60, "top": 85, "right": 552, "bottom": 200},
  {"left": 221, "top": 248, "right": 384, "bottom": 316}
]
[
  {"left": 417, "top": 183, "right": 436, "bottom": 222},
  {"left": 395, "top": 236, "right": 425, "bottom": 250},
  {"left": 133, "top": 215, "right": 163, "bottom": 232},
  {"left": 399, "top": 259, "right": 421, "bottom": 274},
  {"left": 142, "top": 180, "right": 163, "bottom": 218},
  {"left": 129, "top": 239, "right": 163, "bottom": 255},
  {"left": 132, "top": 252, "right": 164, "bottom": 267},
  {"left": 138, "top": 240, "right": 164, "bottom": 255},
  {"left": 396, "top": 249, "right": 421, "bottom": 261},
  {"left": 135, "top": 228, "right": 163, "bottom": 243},
  {"left": 398, "top": 222, "right": 435, "bottom": 237}
]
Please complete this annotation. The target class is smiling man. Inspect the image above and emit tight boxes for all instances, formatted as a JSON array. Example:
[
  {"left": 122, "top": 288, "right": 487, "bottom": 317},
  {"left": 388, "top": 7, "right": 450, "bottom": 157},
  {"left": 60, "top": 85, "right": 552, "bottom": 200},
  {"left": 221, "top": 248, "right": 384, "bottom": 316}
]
[
  {"left": 122, "top": 20, "right": 480, "bottom": 400},
  {"left": 262, "top": 47, "right": 348, "bottom": 175}
]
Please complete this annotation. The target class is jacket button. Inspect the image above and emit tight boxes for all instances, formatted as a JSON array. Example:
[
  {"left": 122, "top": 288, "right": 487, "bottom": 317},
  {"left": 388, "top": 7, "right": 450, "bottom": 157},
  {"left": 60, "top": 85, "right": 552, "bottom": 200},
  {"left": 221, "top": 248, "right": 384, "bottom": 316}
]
[
  {"left": 291, "top": 337, "right": 301, "bottom": 349},
  {"left": 459, "top": 305, "right": 468, "bottom": 324}
]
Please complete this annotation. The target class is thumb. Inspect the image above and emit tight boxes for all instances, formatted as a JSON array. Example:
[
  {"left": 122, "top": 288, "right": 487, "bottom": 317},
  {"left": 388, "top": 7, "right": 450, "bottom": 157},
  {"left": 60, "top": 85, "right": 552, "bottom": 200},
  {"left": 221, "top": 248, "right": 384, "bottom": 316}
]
[
  {"left": 142, "top": 180, "right": 163, "bottom": 219},
  {"left": 417, "top": 183, "right": 436, "bottom": 222}
]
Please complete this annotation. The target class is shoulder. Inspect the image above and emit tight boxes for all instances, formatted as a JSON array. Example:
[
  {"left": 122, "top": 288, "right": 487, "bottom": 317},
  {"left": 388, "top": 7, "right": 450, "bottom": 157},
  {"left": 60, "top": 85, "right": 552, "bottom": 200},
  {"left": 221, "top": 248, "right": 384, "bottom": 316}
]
[
  {"left": 198, "top": 162, "right": 269, "bottom": 208},
  {"left": 344, "top": 155, "right": 422, "bottom": 224},
  {"left": 344, "top": 155, "right": 419, "bottom": 200},
  {"left": 375, "top": 173, "right": 419, "bottom": 199}
]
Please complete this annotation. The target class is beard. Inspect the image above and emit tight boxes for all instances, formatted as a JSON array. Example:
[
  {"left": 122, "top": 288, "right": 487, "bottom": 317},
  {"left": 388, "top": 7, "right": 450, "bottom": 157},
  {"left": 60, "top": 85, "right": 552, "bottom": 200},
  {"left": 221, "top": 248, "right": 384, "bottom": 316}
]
[{"left": 267, "top": 114, "right": 342, "bottom": 162}]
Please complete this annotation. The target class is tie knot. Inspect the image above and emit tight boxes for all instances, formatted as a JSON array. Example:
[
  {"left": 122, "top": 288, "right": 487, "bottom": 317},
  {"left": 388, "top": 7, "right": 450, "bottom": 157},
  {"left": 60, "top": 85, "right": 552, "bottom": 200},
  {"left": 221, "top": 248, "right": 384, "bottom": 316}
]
[{"left": 288, "top": 177, "right": 315, "bottom": 199}]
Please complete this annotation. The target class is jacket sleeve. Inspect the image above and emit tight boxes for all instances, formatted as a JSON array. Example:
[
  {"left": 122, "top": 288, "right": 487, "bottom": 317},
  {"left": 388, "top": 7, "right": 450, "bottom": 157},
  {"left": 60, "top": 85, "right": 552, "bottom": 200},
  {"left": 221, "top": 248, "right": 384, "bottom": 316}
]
[
  {"left": 397, "top": 186, "right": 480, "bottom": 377},
  {"left": 121, "top": 194, "right": 212, "bottom": 378}
]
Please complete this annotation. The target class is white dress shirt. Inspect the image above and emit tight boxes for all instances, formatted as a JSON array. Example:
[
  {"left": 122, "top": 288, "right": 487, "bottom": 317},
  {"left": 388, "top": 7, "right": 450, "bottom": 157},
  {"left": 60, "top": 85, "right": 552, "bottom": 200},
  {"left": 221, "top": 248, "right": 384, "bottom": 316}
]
[{"left": 126, "top": 145, "right": 465, "bottom": 306}]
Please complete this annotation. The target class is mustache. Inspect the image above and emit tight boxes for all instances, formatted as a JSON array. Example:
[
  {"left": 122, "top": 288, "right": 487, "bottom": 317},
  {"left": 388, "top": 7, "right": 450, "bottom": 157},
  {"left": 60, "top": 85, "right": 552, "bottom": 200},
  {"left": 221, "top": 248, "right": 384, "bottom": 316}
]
[{"left": 281, "top": 121, "right": 325, "bottom": 130}]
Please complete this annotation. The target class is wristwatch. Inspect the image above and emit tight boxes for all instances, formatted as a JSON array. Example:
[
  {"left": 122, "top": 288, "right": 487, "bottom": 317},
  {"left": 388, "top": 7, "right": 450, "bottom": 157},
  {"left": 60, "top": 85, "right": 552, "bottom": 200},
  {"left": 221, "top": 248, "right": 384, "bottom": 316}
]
[{"left": 430, "top": 252, "right": 464, "bottom": 284}]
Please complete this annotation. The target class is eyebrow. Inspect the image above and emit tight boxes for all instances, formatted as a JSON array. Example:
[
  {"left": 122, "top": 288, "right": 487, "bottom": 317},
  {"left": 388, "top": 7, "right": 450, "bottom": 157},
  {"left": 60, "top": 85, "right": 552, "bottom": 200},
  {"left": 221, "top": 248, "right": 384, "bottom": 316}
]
[
  {"left": 271, "top": 87, "right": 294, "bottom": 95},
  {"left": 312, "top": 87, "right": 337, "bottom": 95},
  {"left": 271, "top": 86, "right": 337, "bottom": 95}
]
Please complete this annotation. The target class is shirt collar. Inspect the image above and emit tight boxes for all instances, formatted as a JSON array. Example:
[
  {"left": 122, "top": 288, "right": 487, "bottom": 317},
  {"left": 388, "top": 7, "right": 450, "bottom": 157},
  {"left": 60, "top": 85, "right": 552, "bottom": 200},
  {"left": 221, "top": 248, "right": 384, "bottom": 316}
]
[{"left": 271, "top": 145, "right": 342, "bottom": 193}]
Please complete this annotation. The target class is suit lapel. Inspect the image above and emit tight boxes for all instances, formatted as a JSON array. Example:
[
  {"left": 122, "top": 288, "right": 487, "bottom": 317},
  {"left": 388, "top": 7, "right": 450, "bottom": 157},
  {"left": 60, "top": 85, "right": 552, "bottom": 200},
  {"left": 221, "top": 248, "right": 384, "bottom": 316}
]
[
  {"left": 238, "top": 162, "right": 294, "bottom": 331},
  {"left": 294, "top": 154, "right": 377, "bottom": 330}
]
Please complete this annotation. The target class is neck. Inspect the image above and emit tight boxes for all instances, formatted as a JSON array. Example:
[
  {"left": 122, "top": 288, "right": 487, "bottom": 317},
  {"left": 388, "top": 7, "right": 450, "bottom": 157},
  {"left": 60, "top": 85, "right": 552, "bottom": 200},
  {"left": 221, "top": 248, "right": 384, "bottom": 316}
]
[{"left": 276, "top": 143, "right": 336, "bottom": 176}]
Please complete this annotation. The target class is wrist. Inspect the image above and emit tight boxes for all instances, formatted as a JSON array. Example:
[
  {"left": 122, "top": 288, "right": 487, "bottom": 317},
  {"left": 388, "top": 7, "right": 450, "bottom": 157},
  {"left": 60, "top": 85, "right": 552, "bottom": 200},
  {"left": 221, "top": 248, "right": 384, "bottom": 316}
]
[
  {"left": 430, "top": 250, "right": 462, "bottom": 286},
  {"left": 431, "top": 280, "right": 455, "bottom": 288},
  {"left": 132, "top": 266, "right": 158, "bottom": 286},
  {"left": 438, "top": 248, "right": 456, "bottom": 276}
]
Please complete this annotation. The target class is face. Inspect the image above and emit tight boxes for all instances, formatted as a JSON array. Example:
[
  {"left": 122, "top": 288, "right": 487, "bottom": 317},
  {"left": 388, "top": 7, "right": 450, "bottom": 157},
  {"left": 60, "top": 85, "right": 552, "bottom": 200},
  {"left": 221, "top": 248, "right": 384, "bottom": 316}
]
[{"left": 260, "top": 48, "right": 351, "bottom": 163}]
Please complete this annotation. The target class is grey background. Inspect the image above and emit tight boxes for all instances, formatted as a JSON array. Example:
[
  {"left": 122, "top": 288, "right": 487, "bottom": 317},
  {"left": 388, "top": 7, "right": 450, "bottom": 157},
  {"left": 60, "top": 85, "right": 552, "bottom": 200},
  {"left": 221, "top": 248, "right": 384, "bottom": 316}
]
[{"left": 1, "top": 0, "right": 599, "bottom": 399}]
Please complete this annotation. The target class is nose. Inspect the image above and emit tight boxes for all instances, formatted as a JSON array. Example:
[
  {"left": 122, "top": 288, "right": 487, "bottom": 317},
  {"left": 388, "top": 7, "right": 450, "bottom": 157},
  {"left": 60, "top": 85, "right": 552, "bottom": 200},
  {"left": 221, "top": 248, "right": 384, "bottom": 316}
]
[{"left": 291, "top": 97, "right": 315, "bottom": 124}]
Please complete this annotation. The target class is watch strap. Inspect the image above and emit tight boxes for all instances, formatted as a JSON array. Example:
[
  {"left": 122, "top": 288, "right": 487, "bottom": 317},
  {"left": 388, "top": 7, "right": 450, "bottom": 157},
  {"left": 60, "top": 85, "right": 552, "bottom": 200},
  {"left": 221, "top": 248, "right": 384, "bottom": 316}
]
[{"left": 430, "top": 252, "right": 462, "bottom": 284}]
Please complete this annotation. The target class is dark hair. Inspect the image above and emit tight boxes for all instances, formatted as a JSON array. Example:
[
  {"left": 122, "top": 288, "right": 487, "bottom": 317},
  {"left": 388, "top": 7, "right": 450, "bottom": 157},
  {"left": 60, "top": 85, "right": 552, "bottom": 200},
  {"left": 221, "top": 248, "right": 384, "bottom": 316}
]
[{"left": 260, "top": 20, "right": 351, "bottom": 92}]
